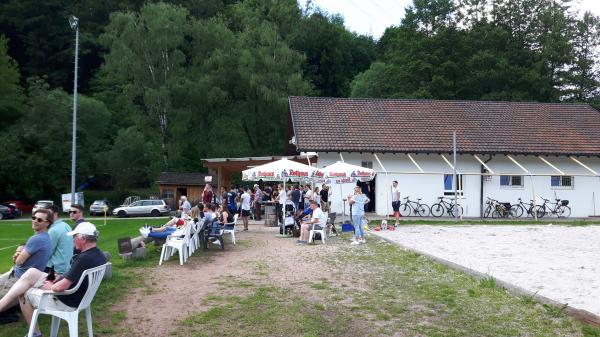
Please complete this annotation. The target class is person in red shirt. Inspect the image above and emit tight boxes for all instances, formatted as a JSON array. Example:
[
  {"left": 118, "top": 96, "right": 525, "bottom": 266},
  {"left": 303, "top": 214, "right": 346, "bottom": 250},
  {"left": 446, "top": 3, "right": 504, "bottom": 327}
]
[{"left": 202, "top": 184, "right": 214, "bottom": 205}]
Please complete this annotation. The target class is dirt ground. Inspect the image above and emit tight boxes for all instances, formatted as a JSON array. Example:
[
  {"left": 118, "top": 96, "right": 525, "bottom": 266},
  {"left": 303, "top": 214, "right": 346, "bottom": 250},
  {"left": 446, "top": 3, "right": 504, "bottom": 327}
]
[{"left": 113, "top": 223, "right": 345, "bottom": 337}]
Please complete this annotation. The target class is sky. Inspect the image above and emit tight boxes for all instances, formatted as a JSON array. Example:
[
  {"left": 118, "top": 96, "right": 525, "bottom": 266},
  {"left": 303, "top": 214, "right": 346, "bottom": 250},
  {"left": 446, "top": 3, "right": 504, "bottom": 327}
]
[{"left": 300, "top": 0, "right": 600, "bottom": 39}]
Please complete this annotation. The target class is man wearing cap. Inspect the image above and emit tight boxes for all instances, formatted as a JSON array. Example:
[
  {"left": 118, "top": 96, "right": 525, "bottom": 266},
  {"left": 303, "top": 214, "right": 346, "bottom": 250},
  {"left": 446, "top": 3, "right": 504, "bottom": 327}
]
[{"left": 0, "top": 222, "right": 106, "bottom": 336}]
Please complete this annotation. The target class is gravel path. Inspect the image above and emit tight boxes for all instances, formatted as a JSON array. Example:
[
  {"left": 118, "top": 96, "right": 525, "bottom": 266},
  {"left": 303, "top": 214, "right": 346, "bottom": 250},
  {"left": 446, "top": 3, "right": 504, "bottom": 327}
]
[{"left": 372, "top": 224, "right": 600, "bottom": 316}]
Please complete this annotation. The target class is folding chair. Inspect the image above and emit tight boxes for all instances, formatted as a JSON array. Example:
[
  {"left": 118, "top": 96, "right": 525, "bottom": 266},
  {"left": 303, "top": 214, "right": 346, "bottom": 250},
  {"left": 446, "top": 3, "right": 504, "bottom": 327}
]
[{"left": 27, "top": 263, "right": 110, "bottom": 337}]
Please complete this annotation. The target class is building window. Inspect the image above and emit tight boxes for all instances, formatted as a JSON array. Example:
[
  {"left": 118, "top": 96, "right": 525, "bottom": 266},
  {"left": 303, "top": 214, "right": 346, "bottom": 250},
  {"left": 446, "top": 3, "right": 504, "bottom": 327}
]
[
  {"left": 500, "top": 175, "right": 523, "bottom": 188},
  {"left": 161, "top": 188, "right": 174, "bottom": 199},
  {"left": 551, "top": 176, "right": 573, "bottom": 189},
  {"left": 361, "top": 161, "right": 373, "bottom": 169},
  {"left": 444, "top": 174, "right": 463, "bottom": 195}
]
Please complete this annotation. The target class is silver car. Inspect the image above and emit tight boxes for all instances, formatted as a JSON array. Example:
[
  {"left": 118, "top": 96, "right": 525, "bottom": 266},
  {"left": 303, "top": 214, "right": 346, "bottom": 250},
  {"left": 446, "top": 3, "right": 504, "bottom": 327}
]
[
  {"left": 112, "top": 199, "right": 170, "bottom": 217},
  {"left": 89, "top": 200, "right": 112, "bottom": 216}
]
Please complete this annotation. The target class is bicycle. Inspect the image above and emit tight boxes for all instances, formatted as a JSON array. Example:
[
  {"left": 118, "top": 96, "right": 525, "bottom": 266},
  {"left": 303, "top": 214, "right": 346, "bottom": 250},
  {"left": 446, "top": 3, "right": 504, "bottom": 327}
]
[
  {"left": 430, "top": 196, "right": 463, "bottom": 217},
  {"left": 483, "top": 197, "right": 515, "bottom": 218},
  {"left": 510, "top": 198, "right": 540, "bottom": 218},
  {"left": 399, "top": 197, "right": 431, "bottom": 217},
  {"left": 537, "top": 198, "right": 571, "bottom": 218}
]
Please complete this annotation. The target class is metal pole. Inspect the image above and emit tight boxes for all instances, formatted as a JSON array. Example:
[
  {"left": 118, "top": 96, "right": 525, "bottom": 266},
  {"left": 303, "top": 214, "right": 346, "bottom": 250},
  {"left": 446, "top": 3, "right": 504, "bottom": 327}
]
[
  {"left": 70, "top": 17, "right": 79, "bottom": 205},
  {"left": 453, "top": 131, "right": 457, "bottom": 219}
]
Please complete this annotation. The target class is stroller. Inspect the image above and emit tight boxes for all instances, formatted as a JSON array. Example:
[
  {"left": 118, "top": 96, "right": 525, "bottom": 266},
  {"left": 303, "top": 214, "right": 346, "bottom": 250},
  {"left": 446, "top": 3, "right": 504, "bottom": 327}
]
[{"left": 279, "top": 202, "right": 297, "bottom": 236}]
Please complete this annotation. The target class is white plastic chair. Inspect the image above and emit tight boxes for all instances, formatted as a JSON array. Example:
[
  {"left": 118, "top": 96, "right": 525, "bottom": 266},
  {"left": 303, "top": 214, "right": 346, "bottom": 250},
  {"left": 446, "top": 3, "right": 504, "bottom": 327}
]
[
  {"left": 27, "top": 263, "right": 110, "bottom": 337},
  {"left": 159, "top": 224, "right": 192, "bottom": 265},
  {"left": 223, "top": 214, "right": 239, "bottom": 245},
  {"left": 308, "top": 212, "right": 328, "bottom": 244},
  {"left": 189, "top": 219, "right": 203, "bottom": 255}
]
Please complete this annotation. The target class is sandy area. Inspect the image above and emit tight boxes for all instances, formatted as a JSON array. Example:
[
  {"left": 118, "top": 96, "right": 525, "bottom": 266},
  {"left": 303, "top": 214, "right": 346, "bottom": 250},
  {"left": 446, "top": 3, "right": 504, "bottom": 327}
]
[
  {"left": 113, "top": 224, "right": 342, "bottom": 337},
  {"left": 372, "top": 224, "right": 600, "bottom": 316}
]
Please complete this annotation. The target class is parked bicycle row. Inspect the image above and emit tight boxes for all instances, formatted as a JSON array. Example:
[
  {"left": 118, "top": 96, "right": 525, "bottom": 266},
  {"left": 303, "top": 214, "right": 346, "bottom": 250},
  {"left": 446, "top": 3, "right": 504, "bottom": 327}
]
[
  {"left": 398, "top": 196, "right": 464, "bottom": 217},
  {"left": 397, "top": 196, "right": 571, "bottom": 218},
  {"left": 483, "top": 197, "right": 571, "bottom": 218}
]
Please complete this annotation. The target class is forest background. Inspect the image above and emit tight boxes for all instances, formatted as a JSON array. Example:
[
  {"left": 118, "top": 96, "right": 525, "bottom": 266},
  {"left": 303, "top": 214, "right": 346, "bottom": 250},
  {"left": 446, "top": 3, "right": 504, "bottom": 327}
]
[{"left": 0, "top": 0, "right": 598, "bottom": 203}]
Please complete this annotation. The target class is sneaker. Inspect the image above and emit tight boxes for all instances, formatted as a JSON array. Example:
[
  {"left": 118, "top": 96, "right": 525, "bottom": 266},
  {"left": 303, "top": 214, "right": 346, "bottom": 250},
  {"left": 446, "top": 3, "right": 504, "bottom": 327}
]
[
  {"left": 296, "top": 240, "right": 307, "bottom": 245},
  {"left": 360, "top": 239, "right": 366, "bottom": 244},
  {"left": 24, "top": 332, "right": 42, "bottom": 337},
  {"left": 139, "top": 227, "right": 149, "bottom": 238},
  {"left": 350, "top": 240, "right": 360, "bottom": 245},
  {"left": 212, "top": 239, "right": 221, "bottom": 246}
]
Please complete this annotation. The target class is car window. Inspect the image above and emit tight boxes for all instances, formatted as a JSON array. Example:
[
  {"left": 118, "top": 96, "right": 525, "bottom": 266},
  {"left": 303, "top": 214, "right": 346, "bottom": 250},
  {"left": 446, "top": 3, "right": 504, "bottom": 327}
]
[
  {"left": 131, "top": 201, "right": 142, "bottom": 206},
  {"left": 142, "top": 201, "right": 153, "bottom": 206},
  {"left": 152, "top": 200, "right": 163, "bottom": 206}
]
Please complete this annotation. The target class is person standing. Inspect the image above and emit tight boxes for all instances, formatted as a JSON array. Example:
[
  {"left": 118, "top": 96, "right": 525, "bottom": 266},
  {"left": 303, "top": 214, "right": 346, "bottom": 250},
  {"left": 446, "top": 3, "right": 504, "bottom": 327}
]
[
  {"left": 179, "top": 196, "right": 192, "bottom": 216},
  {"left": 253, "top": 185, "right": 263, "bottom": 220},
  {"left": 69, "top": 204, "right": 85, "bottom": 227},
  {"left": 202, "top": 184, "right": 214, "bottom": 206},
  {"left": 291, "top": 185, "right": 301, "bottom": 212},
  {"left": 349, "top": 186, "right": 370, "bottom": 245},
  {"left": 240, "top": 186, "right": 251, "bottom": 231},
  {"left": 278, "top": 184, "right": 287, "bottom": 225},
  {"left": 391, "top": 180, "right": 401, "bottom": 226},
  {"left": 46, "top": 205, "right": 73, "bottom": 277},
  {"left": 319, "top": 184, "right": 330, "bottom": 212}
]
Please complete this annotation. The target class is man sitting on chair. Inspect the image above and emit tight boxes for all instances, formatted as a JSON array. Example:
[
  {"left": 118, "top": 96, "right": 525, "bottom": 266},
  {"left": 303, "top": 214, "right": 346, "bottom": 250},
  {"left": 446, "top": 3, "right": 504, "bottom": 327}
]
[
  {"left": 0, "top": 222, "right": 107, "bottom": 337},
  {"left": 296, "top": 201, "right": 326, "bottom": 245}
]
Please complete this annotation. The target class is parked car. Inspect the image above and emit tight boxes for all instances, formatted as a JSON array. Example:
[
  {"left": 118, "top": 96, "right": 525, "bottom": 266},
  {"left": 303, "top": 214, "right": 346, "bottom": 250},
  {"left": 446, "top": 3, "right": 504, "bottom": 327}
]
[
  {"left": 89, "top": 200, "right": 112, "bottom": 216},
  {"left": 32, "top": 200, "right": 54, "bottom": 213},
  {"left": 1, "top": 203, "right": 22, "bottom": 218},
  {"left": 112, "top": 199, "right": 170, "bottom": 218},
  {"left": 4, "top": 200, "right": 33, "bottom": 213},
  {"left": 0, "top": 205, "right": 14, "bottom": 220}
]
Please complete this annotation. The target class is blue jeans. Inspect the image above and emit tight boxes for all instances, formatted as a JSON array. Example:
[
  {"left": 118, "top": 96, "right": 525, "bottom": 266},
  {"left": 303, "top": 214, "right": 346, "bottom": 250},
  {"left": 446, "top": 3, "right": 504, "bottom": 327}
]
[{"left": 352, "top": 215, "right": 364, "bottom": 239}]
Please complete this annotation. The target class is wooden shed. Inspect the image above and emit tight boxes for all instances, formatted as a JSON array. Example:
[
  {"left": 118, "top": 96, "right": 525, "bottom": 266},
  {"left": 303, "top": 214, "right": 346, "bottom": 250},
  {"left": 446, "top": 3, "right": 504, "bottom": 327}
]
[{"left": 156, "top": 172, "right": 211, "bottom": 209}]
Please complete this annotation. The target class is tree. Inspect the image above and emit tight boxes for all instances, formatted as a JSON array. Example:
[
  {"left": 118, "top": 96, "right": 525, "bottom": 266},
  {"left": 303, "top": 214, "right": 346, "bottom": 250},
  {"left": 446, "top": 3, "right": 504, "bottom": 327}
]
[
  {"left": 99, "top": 2, "right": 193, "bottom": 169},
  {"left": 563, "top": 12, "right": 600, "bottom": 101},
  {"left": 0, "top": 34, "right": 24, "bottom": 129}
]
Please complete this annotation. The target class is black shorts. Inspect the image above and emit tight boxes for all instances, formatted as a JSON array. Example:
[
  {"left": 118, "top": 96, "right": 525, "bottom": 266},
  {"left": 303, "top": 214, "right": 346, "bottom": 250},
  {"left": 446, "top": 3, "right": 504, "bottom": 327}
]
[
  {"left": 241, "top": 209, "right": 251, "bottom": 217},
  {"left": 392, "top": 201, "right": 400, "bottom": 212}
]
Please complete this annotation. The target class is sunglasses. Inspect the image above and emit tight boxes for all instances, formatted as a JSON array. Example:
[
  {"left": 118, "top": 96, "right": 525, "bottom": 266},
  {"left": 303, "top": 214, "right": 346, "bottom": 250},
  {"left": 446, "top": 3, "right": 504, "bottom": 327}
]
[
  {"left": 69, "top": 210, "right": 80, "bottom": 214},
  {"left": 31, "top": 216, "right": 47, "bottom": 223}
]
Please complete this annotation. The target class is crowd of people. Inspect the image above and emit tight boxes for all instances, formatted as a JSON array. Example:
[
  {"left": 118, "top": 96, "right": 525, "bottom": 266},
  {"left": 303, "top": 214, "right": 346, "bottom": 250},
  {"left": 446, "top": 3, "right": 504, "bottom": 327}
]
[{"left": 0, "top": 205, "right": 107, "bottom": 337}]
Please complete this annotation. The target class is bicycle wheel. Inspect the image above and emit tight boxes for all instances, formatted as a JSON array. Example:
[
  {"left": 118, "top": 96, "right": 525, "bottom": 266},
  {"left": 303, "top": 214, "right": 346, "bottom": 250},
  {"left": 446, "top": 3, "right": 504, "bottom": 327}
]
[
  {"left": 534, "top": 205, "right": 546, "bottom": 218},
  {"left": 511, "top": 204, "right": 524, "bottom": 218},
  {"left": 399, "top": 203, "right": 412, "bottom": 217},
  {"left": 430, "top": 203, "right": 445, "bottom": 217},
  {"left": 491, "top": 208, "right": 500, "bottom": 218},
  {"left": 450, "top": 204, "right": 463, "bottom": 217},
  {"left": 483, "top": 205, "right": 492, "bottom": 218},
  {"left": 558, "top": 205, "right": 571, "bottom": 218},
  {"left": 416, "top": 204, "right": 431, "bottom": 217}
]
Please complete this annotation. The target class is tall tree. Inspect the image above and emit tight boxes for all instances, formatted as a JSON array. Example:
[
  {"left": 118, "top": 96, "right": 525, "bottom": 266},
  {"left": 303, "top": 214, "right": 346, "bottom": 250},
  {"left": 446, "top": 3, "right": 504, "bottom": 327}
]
[
  {"left": 100, "top": 2, "right": 192, "bottom": 169},
  {"left": 0, "top": 35, "right": 24, "bottom": 128}
]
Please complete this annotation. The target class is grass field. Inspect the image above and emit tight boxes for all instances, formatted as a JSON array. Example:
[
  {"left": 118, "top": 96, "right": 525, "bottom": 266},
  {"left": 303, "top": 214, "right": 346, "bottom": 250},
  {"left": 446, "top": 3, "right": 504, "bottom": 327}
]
[{"left": 1, "top": 218, "right": 600, "bottom": 336}]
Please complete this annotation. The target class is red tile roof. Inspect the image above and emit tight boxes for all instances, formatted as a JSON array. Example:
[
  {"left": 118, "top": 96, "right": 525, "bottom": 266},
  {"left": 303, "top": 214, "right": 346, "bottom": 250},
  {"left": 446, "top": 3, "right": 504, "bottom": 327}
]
[{"left": 289, "top": 96, "right": 600, "bottom": 156}]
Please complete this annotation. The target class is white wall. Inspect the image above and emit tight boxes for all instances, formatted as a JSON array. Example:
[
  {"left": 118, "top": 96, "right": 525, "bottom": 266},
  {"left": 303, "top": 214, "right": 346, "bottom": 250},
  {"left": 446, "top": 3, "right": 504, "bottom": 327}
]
[{"left": 316, "top": 152, "right": 600, "bottom": 218}]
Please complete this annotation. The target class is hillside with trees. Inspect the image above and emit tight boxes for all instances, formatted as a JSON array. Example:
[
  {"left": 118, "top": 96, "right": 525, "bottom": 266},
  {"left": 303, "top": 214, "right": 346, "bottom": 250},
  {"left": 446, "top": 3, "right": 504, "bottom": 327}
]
[{"left": 0, "top": 0, "right": 598, "bottom": 201}]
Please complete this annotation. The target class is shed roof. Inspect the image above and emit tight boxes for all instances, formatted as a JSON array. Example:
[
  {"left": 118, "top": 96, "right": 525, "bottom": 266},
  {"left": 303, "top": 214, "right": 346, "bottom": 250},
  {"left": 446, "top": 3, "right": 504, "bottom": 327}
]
[
  {"left": 289, "top": 96, "right": 600, "bottom": 156},
  {"left": 156, "top": 172, "right": 209, "bottom": 186}
]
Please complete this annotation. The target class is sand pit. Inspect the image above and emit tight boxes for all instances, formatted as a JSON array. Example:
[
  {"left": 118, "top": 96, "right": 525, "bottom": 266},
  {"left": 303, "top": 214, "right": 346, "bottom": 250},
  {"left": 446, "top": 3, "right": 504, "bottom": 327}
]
[{"left": 372, "top": 224, "right": 600, "bottom": 316}]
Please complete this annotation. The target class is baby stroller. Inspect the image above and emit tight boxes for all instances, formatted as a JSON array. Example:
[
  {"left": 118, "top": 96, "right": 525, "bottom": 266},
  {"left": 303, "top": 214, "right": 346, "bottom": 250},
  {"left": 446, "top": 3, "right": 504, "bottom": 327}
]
[{"left": 279, "top": 202, "right": 297, "bottom": 236}]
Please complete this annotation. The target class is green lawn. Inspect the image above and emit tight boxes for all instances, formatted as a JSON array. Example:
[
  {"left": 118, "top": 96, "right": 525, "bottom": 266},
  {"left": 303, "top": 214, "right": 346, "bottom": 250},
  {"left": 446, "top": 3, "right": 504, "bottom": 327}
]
[{"left": 0, "top": 218, "right": 168, "bottom": 337}]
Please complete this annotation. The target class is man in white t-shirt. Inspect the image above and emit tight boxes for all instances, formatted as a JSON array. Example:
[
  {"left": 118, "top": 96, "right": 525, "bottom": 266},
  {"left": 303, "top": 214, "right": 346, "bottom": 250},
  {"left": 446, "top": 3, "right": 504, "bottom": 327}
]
[
  {"left": 297, "top": 201, "right": 326, "bottom": 245},
  {"left": 391, "top": 181, "right": 401, "bottom": 225},
  {"left": 240, "top": 186, "right": 251, "bottom": 231}
]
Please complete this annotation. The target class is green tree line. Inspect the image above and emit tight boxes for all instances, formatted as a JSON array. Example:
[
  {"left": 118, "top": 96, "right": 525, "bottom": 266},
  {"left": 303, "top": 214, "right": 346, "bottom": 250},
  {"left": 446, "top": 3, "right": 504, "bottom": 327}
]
[{"left": 0, "top": 0, "right": 598, "bottom": 202}]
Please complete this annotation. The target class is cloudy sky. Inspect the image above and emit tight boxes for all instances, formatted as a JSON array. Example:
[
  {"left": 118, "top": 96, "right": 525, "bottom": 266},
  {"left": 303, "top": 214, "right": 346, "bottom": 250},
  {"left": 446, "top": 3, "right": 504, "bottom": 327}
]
[{"left": 300, "top": 0, "right": 600, "bottom": 38}]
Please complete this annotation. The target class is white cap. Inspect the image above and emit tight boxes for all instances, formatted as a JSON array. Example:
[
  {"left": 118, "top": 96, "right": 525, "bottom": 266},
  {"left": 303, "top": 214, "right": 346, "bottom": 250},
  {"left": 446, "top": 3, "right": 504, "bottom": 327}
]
[{"left": 67, "top": 222, "right": 98, "bottom": 237}]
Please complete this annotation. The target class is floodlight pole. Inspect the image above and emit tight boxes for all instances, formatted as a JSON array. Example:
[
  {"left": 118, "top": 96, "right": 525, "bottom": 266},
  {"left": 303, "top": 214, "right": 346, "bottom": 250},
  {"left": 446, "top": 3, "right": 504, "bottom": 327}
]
[
  {"left": 70, "top": 16, "right": 79, "bottom": 205},
  {"left": 453, "top": 131, "right": 457, "bottom": 219}
]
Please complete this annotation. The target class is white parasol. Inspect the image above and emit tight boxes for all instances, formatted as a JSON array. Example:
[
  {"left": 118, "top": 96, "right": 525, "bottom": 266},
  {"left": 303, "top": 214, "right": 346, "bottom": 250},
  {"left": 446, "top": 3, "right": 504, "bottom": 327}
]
[
  {"left": 321, "top": 161, "right": 376, "bottom": 223},
  {"left": 242, "top": 158, "right": 324, "bottom": 182}
]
